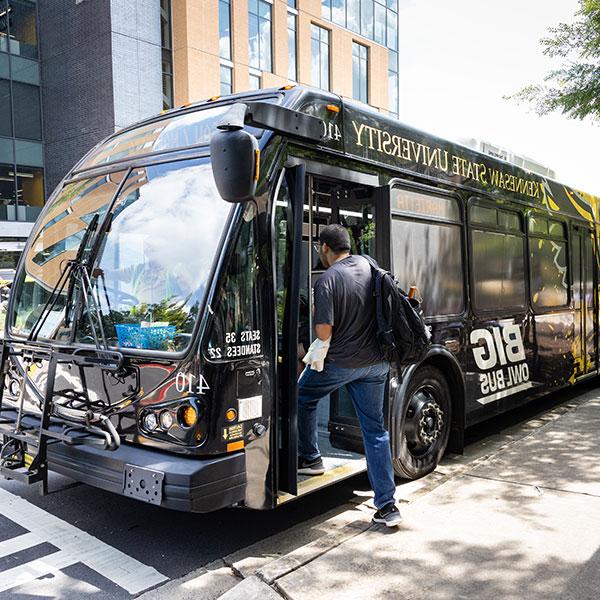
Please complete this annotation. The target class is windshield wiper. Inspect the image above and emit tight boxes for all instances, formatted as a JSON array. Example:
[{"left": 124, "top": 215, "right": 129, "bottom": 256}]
[{"left": 28, "top": 213, "right": 100, "bottom": 342}]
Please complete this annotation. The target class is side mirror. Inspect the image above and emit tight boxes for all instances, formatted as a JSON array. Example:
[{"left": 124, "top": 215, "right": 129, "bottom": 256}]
[{"left": 210, "top": 104, "right": 258, "bottom": 203}]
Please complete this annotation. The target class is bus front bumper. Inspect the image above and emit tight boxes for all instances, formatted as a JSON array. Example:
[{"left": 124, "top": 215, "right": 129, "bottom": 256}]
[{"left": 47, "top": 441, "right": 247, "bottom": 512}]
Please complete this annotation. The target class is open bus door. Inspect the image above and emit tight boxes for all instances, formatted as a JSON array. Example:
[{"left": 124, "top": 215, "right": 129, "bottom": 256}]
[
  {"left": 275, "top": 166, "right": 304, "bottom": 495},
  {"left": 276, "top": 169, "right": 391, "bottom": 500}
]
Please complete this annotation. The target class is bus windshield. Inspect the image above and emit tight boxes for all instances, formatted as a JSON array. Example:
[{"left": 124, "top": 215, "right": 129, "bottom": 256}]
[{"left": 11, "top": 158, "right": 232, "bottom": 352}]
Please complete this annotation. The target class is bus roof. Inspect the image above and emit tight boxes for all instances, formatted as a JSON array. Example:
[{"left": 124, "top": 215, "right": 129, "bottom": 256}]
[{"left": 74, "top": 85, "right": 600, "bottom": 226}]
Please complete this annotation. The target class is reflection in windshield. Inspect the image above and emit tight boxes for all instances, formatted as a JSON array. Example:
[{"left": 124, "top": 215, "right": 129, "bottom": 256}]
[
  {"left": 12, "top": 159, "right": 232, "bottom": 352},
  {"left": 78, "top": 159, "right": 231, "bottom": 352},
  {"left": 78, "top": 106, "right": 233, "bottom": 170},
  {"left": 12, "top": 173, "right": 126, "bottom": 338}
]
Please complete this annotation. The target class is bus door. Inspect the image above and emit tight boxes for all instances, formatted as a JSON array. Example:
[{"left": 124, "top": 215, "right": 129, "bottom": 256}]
[
  {"left": 571, "top": 226, "right": 597, "bottom": 378},
  {"left": 275, "top": 169, "right": 390, "bottom": 501}
]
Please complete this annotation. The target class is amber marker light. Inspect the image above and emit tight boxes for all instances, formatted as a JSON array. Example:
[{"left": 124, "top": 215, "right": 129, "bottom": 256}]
[
  {"left": 254, "top": 149, "right": 261, "bottom": 182},
  {"left": 226, "top": 409, "right": 237, "bottom": 422},
  {"left": 209, "top": 95, "right": 221, "bottom": 101},
  {"left": 180, "top": 405, "right": 198, "bottom": 428},
  {"left": 280, "top": 84, "right": 296, "bottom": 90},
  {"left": 326, "top": 104, "right": 340, "bottom": 113},
  {"left": 227, "top": 440, "right": 244, "bottom": 452}
]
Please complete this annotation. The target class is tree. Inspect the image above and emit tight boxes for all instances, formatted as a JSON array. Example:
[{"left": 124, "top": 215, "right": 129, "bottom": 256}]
[{"left": 508, "top": 0, "right": 600, "bottom": 123}]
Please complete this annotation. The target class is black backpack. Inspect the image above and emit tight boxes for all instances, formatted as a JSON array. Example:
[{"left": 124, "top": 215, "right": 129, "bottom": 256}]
[{"left": 362, "top": 255, "right": 432, "bottom": 366}]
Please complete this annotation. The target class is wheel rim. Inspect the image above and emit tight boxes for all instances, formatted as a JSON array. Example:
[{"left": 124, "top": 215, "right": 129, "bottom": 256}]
[{"left": 403, "top": 385, "right": 445, "bottom": 457}]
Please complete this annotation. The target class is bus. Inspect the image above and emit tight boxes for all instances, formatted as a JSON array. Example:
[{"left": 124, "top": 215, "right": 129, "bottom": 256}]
[{"left": 0, "top": 85, "right": 598, "bottom": 512}]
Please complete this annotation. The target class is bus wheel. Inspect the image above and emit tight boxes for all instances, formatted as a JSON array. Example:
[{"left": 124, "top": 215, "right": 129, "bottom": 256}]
[{"left": 392, "top": 366, "right": 451, "bottom": 480}]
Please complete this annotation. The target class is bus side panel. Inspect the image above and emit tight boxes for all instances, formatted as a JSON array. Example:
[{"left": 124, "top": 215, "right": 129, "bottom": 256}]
[{"left": 464, "top": 313, "right": 535, "bottom": 427}]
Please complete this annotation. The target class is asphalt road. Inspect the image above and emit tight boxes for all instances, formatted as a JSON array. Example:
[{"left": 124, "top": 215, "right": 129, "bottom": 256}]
[{"left": 1, "top": 379, "right": 597, "bottom": 598}]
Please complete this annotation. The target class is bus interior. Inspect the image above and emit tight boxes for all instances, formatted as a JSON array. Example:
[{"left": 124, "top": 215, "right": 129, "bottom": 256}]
[{"left": 293, "top": 174, "right": 382, "bottom": 491}]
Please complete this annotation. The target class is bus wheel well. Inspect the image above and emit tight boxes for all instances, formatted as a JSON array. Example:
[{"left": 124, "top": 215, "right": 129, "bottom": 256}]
[{"left": 418, "top": 355, "right": 465, "bottom": 454}]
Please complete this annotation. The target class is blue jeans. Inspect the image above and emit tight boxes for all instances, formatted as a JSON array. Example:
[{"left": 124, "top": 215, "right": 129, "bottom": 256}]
[{"left": 298, "top": 361, "right": 396, "bottom": 509}]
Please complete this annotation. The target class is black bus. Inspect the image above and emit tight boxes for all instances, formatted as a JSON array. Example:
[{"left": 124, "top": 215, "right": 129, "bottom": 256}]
[{"left": 0, "top": 86, "right": 598, "bottom": 512}]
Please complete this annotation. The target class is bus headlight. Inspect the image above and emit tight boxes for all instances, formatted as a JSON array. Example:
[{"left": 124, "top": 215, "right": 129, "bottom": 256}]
[
  {"left": 159, "top": 410, "right": 174, "bottom": 430},
  {"left": 142, "top": 412, "right": 158, "bottom": 431}
]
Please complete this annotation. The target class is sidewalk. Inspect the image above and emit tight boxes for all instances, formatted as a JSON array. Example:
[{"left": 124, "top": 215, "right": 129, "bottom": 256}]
[{"left": 218, "top": 387, "right": 600, "bottom": 600}]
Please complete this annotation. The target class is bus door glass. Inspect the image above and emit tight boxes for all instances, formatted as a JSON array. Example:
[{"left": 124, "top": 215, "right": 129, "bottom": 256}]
[
  {"left": 572, "top": 226, "right": 597, "bottom": 377},
  {"left": 302, "top": 176, "right": 390, "bottom": 467},
  {"left": 275, "top": 166, "right": 304, "bottom": 495}
]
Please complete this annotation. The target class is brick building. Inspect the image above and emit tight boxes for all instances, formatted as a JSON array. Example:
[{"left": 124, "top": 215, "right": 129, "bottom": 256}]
[{"left": 0, "top": 0, "right": 400, "bottom": 271}]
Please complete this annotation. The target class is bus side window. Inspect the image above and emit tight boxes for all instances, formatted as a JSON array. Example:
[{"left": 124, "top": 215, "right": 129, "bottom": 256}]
[
  {"left": 390, "top": 187, "right": 464, "bottom": 317},
  {"left": 206, "top": 204, "right": 262, "bottom": 361},
  {"left": 528, "top": 216, "right": 569, "bottom": 309},
  {"left": 469, "top": 203, "right": 526, "bottom": 313}
]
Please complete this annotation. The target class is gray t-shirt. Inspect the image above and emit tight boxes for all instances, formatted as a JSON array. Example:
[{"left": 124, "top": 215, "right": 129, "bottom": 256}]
[{"left": 313, "top": 255, "right": 383, "bottom": 368}]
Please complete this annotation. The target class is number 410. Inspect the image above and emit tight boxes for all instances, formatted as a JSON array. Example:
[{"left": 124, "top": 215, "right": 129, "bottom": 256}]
[{"left": 175, "top": 372, "right": 210, "bottom": 395}]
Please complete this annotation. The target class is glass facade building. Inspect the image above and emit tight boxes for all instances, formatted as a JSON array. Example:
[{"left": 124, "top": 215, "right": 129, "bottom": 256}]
[
  {"left": 321, "top": 0, "right": 399, "bottom": 115},
  {"left": 311, "top": 24, "right": 330, "bottom": 91},
  {"left": 0, "top": 0, "right": 44, "bottom": 230},
  {"left": 161, "top": 0, "right": 174, "bottom": 110},
  {"left": 248, "top": 0, "right": 272, "bottom": 72},
  {"left": 352, "top": 41, "right": 368, "bottom": 104}
]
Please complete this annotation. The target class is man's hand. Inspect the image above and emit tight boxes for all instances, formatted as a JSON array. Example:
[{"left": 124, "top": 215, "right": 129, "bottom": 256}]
[{"left": 315, "top": 323, "right": 332, "bottom": 341}]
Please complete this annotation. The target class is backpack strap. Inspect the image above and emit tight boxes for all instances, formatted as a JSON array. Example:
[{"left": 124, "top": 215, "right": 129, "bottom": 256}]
[{"left": 361, "top": 254, "right": 394, "bottom": 349}]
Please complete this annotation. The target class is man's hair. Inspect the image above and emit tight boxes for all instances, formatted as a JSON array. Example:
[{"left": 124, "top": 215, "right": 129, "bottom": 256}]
[{"left": 319, "top": 224, "right": 351, "bottom": 254}]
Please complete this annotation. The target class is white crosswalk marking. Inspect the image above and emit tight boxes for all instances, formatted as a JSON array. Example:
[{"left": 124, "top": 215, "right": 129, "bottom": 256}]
[
  {"left": 0, "top": 531, "right": 42, "bottom": 559},
  {"left": 0, "top": 487, "right": 168, "bottom": 594},
  {"left": 0, "top": 550, "right": 74, "bottom": 593}
]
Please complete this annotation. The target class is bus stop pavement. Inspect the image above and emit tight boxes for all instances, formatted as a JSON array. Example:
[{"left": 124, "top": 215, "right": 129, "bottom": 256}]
[{"left": 213, "top": 389, "right": 600, "bottom": 600}]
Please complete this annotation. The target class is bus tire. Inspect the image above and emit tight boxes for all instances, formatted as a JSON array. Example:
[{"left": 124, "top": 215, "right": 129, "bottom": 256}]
[{"left": 392, "top": 365, "right": 451, "bottom": 480}]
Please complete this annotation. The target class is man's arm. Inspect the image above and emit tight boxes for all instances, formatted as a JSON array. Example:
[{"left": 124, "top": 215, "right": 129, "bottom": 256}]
[{"left": 315, "top": 323, "right": 332, "bottom": 341}]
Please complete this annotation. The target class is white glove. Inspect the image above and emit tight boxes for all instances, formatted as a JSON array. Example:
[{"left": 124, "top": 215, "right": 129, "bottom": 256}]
[{"left": 302, "top": 337, "right": 331, "bottom": 372}]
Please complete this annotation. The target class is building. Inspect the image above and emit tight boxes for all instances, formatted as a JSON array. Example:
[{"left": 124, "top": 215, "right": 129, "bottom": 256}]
[
  {"left": 172, "top": 0, "right": 399, "bottom": 117},
  {"left": 0, "top": 0, "right": 399, "bottom": 274},
  {"left": 0, "top": 0, "right": 44, "bottom": 272}
]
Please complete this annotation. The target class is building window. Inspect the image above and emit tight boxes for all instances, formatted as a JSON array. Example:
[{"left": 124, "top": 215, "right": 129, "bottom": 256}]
[
  {"left": 287, "top": 12, "right": 297, "bottom": 81},
  {"left": 12, "top": 80, "right": 41, "bottom": 140},
  {"left": 331, "top": 0, "right": 345, "bottom": 27},
  {"left": 386, "top": 6, "right": 397, "bottom": 50},
  {"left": 249, "top": 72, "right": 261, "bottom": 91},
  {"left": 360, "top": 0, "right": 374, "bottom": 40},
  {"left": 321, "top": 0, "right": 398, "bottom": 58},
  {"left": 16, "top": 164, "right": 43, "bottom": 217},
  {"left": 219, "top": 0, "right": 231, "bottom": 60},
  {"left": 352, "top": 42, "right": 368, "bottom": 103},
  {"left": 0, "top": 79, "right": 12, "bottom": 137},
  {"left": 248, "top": 0, "right": 272, "bottom": 72},
  {"left": 347, "top": 0, "right": 359, "bottom": 33},
  {"left": 388, "top": 50, "right": 398, "bottom": 117},
  {"left": 0, "top": 162, "right": 44, "bottom": 221},
  {"left": 311, "top": 24, "right": 329, "bottom": 91},
  {"left": 160, "top": 0, "right": 174, "bottom": 110},
  {"left": 2, "top": 0, "right": 38, "bottom": 60},
  {"left": 220, "top": 64, "right": 233, "bottom": 95},
  {"left": 374, "top": 0, "right": 386, "bottom": 45},
  {"left": 0, "top": 164, "right": 16, "bottom": 211}
]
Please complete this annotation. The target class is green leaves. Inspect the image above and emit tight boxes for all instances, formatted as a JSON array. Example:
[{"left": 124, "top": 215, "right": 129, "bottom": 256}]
[{"left": 507, "top": 0, "right": 600, "bottom": 123}]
